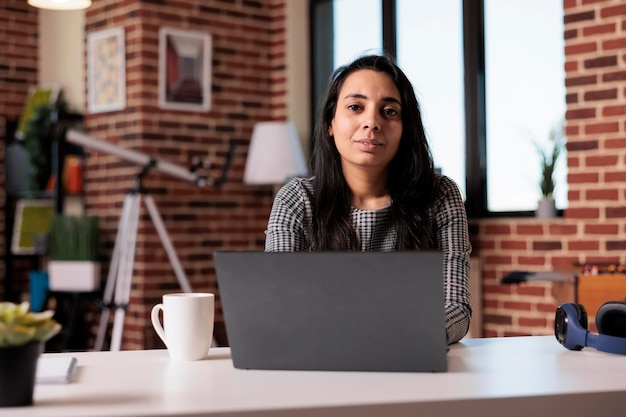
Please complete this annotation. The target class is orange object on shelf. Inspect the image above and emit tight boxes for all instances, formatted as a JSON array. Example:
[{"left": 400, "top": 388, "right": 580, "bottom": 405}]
[
  {"left": 64, "top": 155, "right": 84, "bottom": 194},
  {"left": 577, "top": 274, "right": 626, "bottom": 317}
]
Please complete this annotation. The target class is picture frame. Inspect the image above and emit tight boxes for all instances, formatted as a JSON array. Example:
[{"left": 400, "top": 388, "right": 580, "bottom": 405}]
[
  {"left": 88, "top": 27, "right": 126, "bottom": 114},
  {"left": 158, "top": 27, "right": 212, "bottom": 112},
  {"left": 11, "top": 199, "right": 55, "bottom": 255}
]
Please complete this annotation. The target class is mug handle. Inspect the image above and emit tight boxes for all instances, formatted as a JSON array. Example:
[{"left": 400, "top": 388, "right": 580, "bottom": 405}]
[{"left": 151, "top": 303, "right": 167, "bottom": 346}]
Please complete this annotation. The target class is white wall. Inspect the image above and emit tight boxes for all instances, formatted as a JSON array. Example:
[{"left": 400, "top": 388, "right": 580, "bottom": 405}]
[
  {"left": 286, "top": 0, "right": 311, "bottom": 157},
  {"left": 38, "top": 9, "right": 86, "bottom": 112}
]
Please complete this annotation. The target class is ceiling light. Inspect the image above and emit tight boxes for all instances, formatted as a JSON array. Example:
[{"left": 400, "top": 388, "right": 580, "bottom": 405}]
[{"left": 27, "top": 0, "right": 92, "bottom": 11}]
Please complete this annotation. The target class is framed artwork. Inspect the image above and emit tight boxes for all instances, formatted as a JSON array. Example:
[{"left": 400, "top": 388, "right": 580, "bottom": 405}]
[
  {"left": 11, "top": 199, "right": 55, "bottom": 255},
  {"left": 158, "top": 27, "right": 212, "bottom": 112},
  {"left": 88, "top": 27, "right": 126, "bottom": 114}
]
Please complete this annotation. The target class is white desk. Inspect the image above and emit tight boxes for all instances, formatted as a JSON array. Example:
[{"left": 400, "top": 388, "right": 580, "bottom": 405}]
[{"left": 7, "top": 336, "right": 626, "bottom": 417}]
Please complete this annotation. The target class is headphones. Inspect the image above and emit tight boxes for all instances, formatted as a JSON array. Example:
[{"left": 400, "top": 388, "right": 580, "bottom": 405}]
[{"left": 555, "top": 301, "right": 626, "bottom": 355}]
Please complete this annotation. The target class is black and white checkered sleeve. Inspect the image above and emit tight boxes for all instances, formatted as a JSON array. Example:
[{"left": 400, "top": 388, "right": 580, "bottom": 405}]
[
  {"left": 433, "top": 176, "right": 473, "bottom": 344},
  {"left": 265, "top": 178, "right": 310, "bottom": 252}
]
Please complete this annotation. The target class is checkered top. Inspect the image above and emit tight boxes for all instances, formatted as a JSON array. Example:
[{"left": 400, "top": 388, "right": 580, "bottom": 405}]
[{"left": 265, "top": 175, "right": 472, "bottom": 344}]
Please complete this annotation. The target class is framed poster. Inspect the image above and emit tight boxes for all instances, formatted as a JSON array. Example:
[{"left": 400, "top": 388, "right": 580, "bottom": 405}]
[
  {"left": 158, "top": 27, "right": 212, "bottom": 112},
  {"left": 88, "top": 27, "right": 126, "bottom": 114},
  {"left": 11, "top": 199, "right": 55, "bottom": 255}
]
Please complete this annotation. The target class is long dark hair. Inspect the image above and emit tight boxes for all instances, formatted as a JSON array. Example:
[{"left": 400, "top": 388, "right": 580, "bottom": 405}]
[{"left": 310, "top": 54, "right": 437, "bottom": 250}]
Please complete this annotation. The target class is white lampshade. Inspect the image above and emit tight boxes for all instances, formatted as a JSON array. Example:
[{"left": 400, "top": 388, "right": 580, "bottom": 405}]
[
  {"left": 28, "top": 0, "right": 92, "bottom": 10},
  {"left": 244, "top": 121, "right": 308, "bottom": 185}
]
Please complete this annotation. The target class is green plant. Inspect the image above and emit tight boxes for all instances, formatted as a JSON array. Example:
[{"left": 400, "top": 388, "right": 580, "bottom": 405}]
[
  {"left": 0, "top": 302, "right": 61, "bottom": 348},
  {"left": 49, "top": 215, "right": 99, "bottom": 261},
  {"left": 534, "top": 123, "right": 566, "bottom": 199},
  {"left": 22, "top": 99, "right": 68, "bottom": 196}
]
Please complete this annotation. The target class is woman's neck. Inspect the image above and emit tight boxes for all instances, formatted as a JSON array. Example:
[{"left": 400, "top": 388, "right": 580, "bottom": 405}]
[{"left": 343, "top": 166, "right": 390, "bottom": 210}]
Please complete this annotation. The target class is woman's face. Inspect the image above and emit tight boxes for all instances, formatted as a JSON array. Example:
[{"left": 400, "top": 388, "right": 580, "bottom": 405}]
[{"left": 329, "top": 69, "right": 403, "bottom": 174}]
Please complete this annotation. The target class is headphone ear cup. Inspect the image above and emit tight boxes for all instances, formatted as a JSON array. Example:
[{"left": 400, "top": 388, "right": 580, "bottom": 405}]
[
  {"left": 575, "top": 303, "right": 588, "bottom": 329},
  {"left": 596, "top": 301, "right": 626, "bottom": 338}
]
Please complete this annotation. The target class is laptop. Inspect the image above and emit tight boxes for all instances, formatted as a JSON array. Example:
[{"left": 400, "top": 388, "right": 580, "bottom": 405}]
[{"left": 214, "top": 251, "right": 448, "bottom": 372}]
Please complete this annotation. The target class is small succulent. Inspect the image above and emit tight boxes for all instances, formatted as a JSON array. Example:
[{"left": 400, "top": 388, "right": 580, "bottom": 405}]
[{"left": 0, "top": 302, "right": 61, "bottom": 348}]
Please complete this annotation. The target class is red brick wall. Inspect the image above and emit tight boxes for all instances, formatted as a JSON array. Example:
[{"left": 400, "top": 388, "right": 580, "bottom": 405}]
[
  {"left": 83, "top": 0, "right": 285, "bottom": 349},
  {"left": 473, "top": 0, "right": 626, "bottom": 338},
  {"left": 3, "top": 0, "right": 623, "bottom": 347},
  {"left": 0, "top": 1, "right": 39, "bottom": 301}
]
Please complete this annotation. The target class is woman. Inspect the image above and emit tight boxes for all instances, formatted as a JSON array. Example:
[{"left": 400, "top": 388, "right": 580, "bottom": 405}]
[{"left": 265, "top": 54, "right": 471, "bottom": 344}]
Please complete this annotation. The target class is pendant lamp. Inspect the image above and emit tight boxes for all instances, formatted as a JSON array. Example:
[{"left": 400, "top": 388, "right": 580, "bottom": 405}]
[{"left": 27, "top": 0, "right": 92, "bottom": 10}]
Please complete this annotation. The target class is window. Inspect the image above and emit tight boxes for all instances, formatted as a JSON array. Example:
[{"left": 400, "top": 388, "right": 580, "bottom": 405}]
[
  {"left": 484, "top": 0, "right": 567, "bottom": 212},
  {"left": 310, "top": 0, "right": 383, "bottom": 113},
  {"left": 396, "top": 0, "right": 465, "bottom": 198},
  {"left": 333, "top": 0, "right": 382, "bottom": 67},
  {"left": 310, "top": 0, "right": 567, "bottom": 217}
]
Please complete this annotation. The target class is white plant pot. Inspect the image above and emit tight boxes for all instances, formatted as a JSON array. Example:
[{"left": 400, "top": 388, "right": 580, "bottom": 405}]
[
  {"left": 536, "top": 198, "right": 557, "bottom": 218},
  {"left": 48, "top": 261, "right": 101, "bottom": 292}
]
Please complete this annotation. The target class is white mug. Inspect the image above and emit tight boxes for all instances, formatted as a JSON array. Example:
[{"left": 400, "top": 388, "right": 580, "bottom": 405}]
[{"left": 151, "top": 293, "right": 215, "bottom": 361}]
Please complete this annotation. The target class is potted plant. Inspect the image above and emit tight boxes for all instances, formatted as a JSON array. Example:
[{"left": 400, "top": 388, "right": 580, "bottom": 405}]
[
  {"left": 22, "top": 98, "right": 70, "bottom": 196},
  {"left": 534, "top": 123, "right": 566, "bottom": 218},
  {"left": 47, "top": 214, "right": 101, "bottom": 292},
  {"left": 0, "top": 301, "right": 61, "bottom": 407}
]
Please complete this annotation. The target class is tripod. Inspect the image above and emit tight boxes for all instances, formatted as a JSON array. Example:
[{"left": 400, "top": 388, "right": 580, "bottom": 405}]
[{"left": 94, "top": 175, "right": 193, "bottom": 351}]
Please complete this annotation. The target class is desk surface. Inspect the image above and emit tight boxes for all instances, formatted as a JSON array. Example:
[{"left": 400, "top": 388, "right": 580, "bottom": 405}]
[{"left": 8, "top": 336, "right": 626, "bottom": 417}]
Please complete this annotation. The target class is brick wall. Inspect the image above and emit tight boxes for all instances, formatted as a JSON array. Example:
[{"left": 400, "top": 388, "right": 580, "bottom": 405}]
[
  {"left": 3, "top": 0, "right": 624, "bottom": 348},
  {"left": 473, "top": 0, "right": 626, "bottom": 338},
  {"left": 0, "top": 1, "right": 38, "bottom": 301},
  {"left": 83, "top": 0, "right": 285, "bottom": 349}
]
